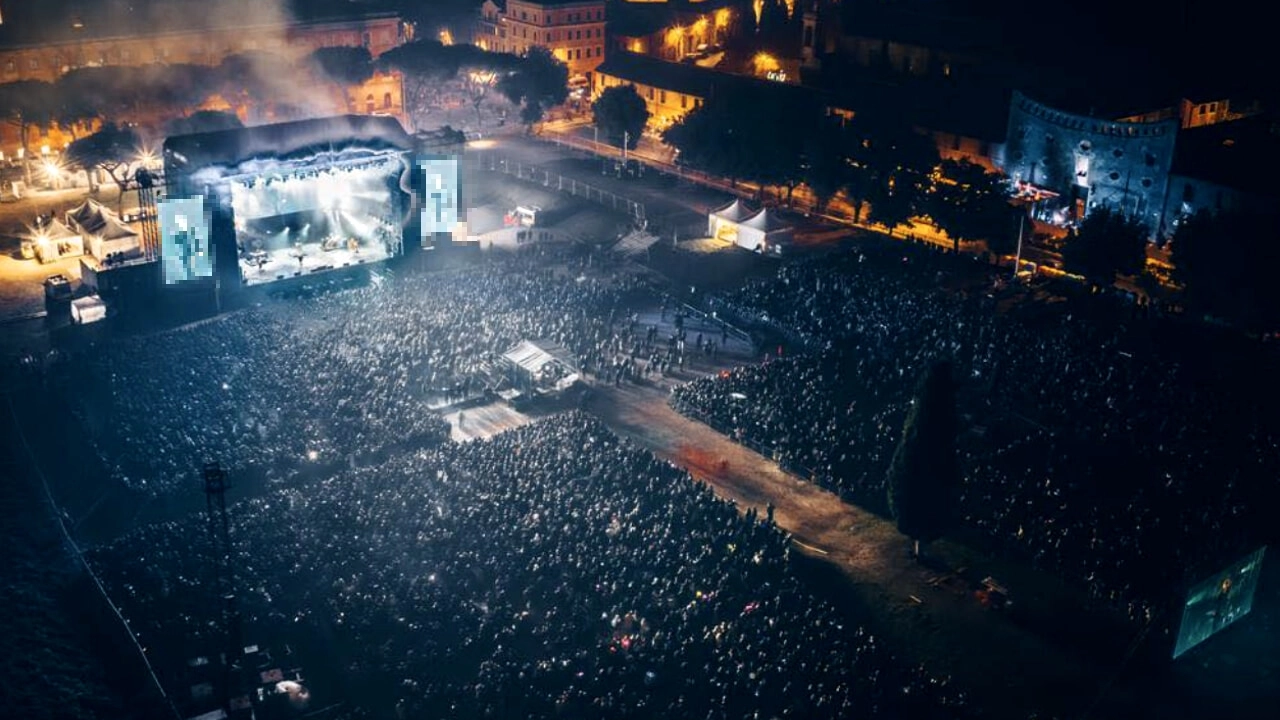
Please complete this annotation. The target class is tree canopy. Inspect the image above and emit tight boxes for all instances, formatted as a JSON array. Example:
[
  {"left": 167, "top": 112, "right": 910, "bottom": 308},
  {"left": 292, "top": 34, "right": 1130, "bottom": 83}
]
[
  {"left": 307, "top": 46, "right": 375, "bottom": 112},
  {"left": 64, "top": 122, "right": 142, "bottom": 204},
  {"left": 1172, "top": 209, "right": 1280, "bottom": 331},
  {"left": 1062, "top": 206, "right": 1148, "bottom": 286},
  {"left": 927, "top": 159, "right": 1020, "bottom": 254},
  {"left": 886, "top": 360, "right": 960, "bottom": 558},
  {"left": 496, "top": 46, "right": 568, "bottom": 128},
  {"left": 663, "top": 85, "right": 819, "bottom": 199},
  {"left": 844, "top": 109, "right": 939, "bottom": 230},
  {"left": 591, "top": 85, "right": 649, "bottom": 150}
]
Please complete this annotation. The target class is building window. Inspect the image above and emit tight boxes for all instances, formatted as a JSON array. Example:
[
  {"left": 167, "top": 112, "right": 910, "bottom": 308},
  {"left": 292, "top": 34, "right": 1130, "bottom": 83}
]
[
  {"left": 362, "top": 32, "right": 371, "bottom": 48},
  {"left": 586, "top": 48, "right": 591, "bottom": 58},
  {"left": 121, "top": 49, "right": 132, "bottom": 61},
  {"left": 520, "top": 11, "right": 527, "bottom": 20},
  {"left": 575, "top": 48, "right": 581, "bottom": 60},
  {"left": 1140, "top": 178, "right": 1152, "bottom": 188},
  {"left": 681, "top": 95, "right": 687, "bottom": 109},
  {"left": 4, "top": 60, "right": 15, "bottom": 73},
  {"left": 660, "top": 90, "right": 666, "bottom": 103},
  {"left": 366, "top": 94, "right": 375, "bottom": 113},
  {"left": 383, "top": 92, "right": 392, "bottom": 109},
  {"left": 1108, "top": 171, "right": 1121, "bottom": 181},
  {"left": 597, "top": 46, "right": 602, "bottom": 56},
  {"left": 28, "top": 58, "right": 38, "bottom": 70},
  {"left": 951, "top": 135, "right": 961, "bottom": 151},
  {"left": 647, "top": 87, "right": 654, "bottom": 100}
]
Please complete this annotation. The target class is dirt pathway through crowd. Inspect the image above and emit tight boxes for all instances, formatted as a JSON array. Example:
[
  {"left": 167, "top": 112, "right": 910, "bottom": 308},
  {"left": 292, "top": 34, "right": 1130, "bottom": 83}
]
[{"left": 585, "top": 368, "right": 1164, "bottom": 720}]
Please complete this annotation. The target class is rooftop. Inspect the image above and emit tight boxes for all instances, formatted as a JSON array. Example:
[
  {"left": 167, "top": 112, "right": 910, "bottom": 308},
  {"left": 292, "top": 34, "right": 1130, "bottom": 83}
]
[
  {"left": 163, "top": 114, "right": 414, "bottom": 174},
  {"left": 1171, "top": 115, "right": 1280, "bottom": 197}
]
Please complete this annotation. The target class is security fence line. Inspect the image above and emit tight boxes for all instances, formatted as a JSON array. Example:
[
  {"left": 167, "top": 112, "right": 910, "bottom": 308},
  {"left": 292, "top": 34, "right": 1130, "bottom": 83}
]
[{"left": 474, "top": 152, "right": 646, "bottom": 226}]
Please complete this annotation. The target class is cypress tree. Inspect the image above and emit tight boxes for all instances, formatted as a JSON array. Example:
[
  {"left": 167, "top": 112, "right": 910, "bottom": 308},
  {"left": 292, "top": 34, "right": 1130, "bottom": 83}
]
[{"left": 887, "top": 360, "right": 961, "bottom": 559}]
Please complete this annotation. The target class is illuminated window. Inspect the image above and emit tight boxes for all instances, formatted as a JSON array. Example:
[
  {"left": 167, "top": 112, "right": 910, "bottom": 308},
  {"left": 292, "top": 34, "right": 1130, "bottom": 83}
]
[
  {"left": 28, "top": 57, "right": 38, "bottom": 69},
  {"left": 5, "top": 60, "right": 15, "bottom": 73}
]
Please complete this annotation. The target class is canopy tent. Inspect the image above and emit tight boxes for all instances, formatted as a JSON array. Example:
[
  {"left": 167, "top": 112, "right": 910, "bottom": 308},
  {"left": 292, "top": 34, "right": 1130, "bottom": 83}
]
[
  {"left": 734, "top": 207, "right": 793, "bottom": 255},
  {"left": 707, "top": 199, "right": 756, "bottom": 240},
  {"left": 32, "top": 219, "right": 84, "bottom": 264},
  {"left": 71, "top": 294, "right": 107, "bottom": 324},
  {"left": 501, "top": 339, "right": 580, "bottom": 393},
  {"left": 66, "top": 200, "right": 141, "bottom": 262}
]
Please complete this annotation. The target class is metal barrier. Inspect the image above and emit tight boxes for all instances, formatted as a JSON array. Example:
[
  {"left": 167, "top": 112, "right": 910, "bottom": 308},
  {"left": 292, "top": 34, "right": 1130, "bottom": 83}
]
[{"left": 476, "top": 153, "right": 647, "bottom": 226}]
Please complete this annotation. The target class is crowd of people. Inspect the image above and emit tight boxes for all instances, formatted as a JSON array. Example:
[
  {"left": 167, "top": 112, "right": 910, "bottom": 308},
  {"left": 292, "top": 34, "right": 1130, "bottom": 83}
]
[
  {"left": 69, "top": 252, "right": 672, "bottom": 497},
  {"left": 90, "top": 413, "right": 973, "bottom": 720},
  {"left": 673, "top": 243, "right": 1277, "bottom": 622}
]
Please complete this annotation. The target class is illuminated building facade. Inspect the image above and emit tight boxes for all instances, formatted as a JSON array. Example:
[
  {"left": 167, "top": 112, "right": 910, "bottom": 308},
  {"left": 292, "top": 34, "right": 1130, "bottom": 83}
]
[
  {"left": 476, "top": 0, "right": 607, "bottom": 81},
  {"left": 1000, "top": 90, "right": 1277, "bottom": 237},
  {"left": 609, "top": 0, "right": 738, "bottom": 61},
  {"left": 1001, "top": 91, "right": 1178, "bottom": 232}
]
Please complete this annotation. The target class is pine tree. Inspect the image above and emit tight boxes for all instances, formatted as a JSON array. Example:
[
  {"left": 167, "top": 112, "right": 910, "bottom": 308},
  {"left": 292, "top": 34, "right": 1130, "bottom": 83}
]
[{"left": 886, "top": 360, "right": 961, "bottom": 559}]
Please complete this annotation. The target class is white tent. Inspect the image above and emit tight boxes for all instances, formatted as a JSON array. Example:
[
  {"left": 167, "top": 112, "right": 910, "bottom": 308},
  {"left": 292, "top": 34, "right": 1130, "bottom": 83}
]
[
  {"left": 32, "top": 219, "right": 84, "bottom": 264},
  {"left": 67, "top": 199, "right": 141, "bottom": 262},
  {"left": 734, "top": 207, "right": 793, "bottom": 254},
  {"left": 71, "top": 294, "right": 107, "bottom": 324},
  {"left": 707, "top": 199, "right": 756, "bottom": 242}
]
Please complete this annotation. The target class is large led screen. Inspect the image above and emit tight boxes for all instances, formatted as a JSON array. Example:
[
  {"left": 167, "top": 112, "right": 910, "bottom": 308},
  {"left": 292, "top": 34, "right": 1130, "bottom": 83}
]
[{"left": 1173, "top": 546, "right": 1266, "bottom": 659}]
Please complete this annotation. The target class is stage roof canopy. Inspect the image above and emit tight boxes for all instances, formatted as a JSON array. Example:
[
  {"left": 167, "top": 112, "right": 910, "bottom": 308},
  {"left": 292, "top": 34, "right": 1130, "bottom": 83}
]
[
  {"left": 502, "top": 340, "right": 577, "bottom": 376},
  {"left": 163, "top": 115, "right": 414, "bottom": 174}
]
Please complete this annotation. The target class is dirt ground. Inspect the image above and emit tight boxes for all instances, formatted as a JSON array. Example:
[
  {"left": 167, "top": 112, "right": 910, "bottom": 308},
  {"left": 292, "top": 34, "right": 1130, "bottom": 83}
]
[{"left": 579, "top": 332, "right": 1188, "bottom": 720}]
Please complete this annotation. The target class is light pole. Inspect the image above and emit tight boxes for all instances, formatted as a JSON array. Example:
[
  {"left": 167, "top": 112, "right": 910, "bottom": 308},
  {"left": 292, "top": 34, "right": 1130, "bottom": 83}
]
[{"left": 1012, "top": 210, "right": 1025, "bottom": 279}]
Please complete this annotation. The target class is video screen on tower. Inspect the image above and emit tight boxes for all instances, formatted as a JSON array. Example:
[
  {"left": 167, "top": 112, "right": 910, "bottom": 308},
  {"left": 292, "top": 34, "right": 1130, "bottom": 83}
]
[
  {"left": 229, "top": 154, "right": 406, "bottom": 286},
  {"left": 1173, "top": 546, "right": 1266, "bottom": 659}
]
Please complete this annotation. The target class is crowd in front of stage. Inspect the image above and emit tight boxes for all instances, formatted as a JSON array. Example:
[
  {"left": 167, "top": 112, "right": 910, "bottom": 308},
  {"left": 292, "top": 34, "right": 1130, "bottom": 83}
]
[
  {"left": 90, "top": 413, "right": 973, "bottom": 720},
  {"left": 671, "top": 242, "right": 1274, "bottom": 626}
]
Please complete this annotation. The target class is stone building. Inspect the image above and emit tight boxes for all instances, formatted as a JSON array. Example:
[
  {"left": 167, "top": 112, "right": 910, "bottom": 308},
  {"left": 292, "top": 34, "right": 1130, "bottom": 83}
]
[
  {"left": 476, "top": 0, "right": 607, "bottom": 82},
  {"left": 1000, "top": 91, "right": 1179, "bottom": 233}
]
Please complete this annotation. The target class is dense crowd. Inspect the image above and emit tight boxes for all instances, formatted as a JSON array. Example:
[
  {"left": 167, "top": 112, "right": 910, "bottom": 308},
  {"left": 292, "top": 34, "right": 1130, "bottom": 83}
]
[
  {"left": 70, "top": 251, "right": 679, "bottom": 497},
  {"left": 90, "top": 414, "right": 972, "bottom": 719},
  {"left": 673, "top": 244, "right": 1278, "bottom": 621}
]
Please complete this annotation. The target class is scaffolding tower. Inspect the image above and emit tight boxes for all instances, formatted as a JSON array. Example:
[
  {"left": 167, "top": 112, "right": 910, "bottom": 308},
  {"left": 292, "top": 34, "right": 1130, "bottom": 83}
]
[{"left": 202, "top": 461, "right": 246, "bottom": 714}]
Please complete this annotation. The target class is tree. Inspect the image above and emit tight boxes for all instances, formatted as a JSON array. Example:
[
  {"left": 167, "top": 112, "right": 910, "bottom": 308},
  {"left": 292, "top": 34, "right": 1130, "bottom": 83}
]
[
  {"left": 307, "top": 46, "right": 375, "bottom": 113},
  {"left": 803, "top": 121, "right": 850, "bottom": 214},
  {"left": 886, "top": 360, "right": 961, "bottom": 560},
  {"left": 847, "top": 108, "right": 939, "bottom": 231},
  {"left": 378, "top": 40, "right": 463, "bottom": 123},
  {"left": 64, "top": 123, "right": 142, "bottom": 209},
  {"left": 663, "top": 84, "right": 816, "bottom": 198},
  {"left": 1172, "top": 209, "right": 1280, "bottom": 330},
  {"left": 165, "top": 110, "right": 243, "bottom": 138},
  {"left": 927, "top": 159, "right": 1021, "bottom": 254},
  {"left": 0, "top": 80, "right": 57, "bottom": 185},
  {"left": 592, "top": 85, "right": 648, "bottom": 150},
  {"left": 1062, "top": 206, "right": 1148, "bottom": 287},
  {"left": 495, "top": 46, "right": 568, "bottom": 130}
]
